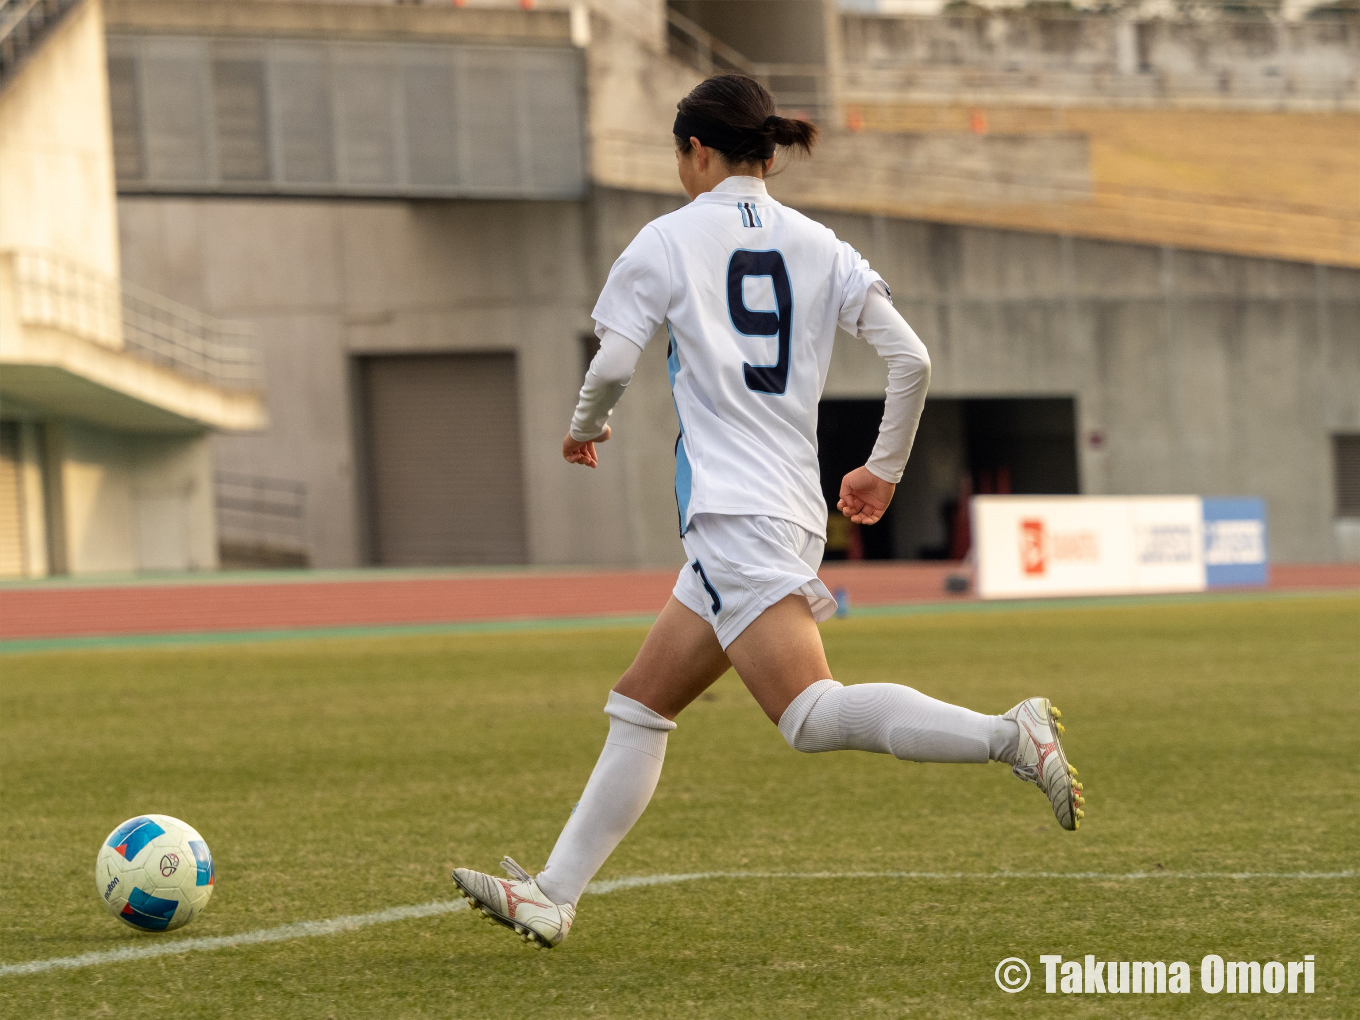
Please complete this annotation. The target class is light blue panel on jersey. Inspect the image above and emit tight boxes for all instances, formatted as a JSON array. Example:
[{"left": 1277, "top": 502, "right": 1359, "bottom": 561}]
[
  {"left": 667, "top": 326, "right": 694, "bottom": 534},
  {"left": 1201, "top": 497, "right": 1268, "bottom": 587}
]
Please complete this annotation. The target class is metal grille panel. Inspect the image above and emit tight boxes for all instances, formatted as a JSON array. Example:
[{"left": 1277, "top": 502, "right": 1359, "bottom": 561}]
[
  {"left": 460, "top": 48, "right": 523, "bottom": 194},
  {"left": 211, "top": 55, "right": 271, "bottom": 182},
  {"left": 139, "top": 39, "right": 212, "bottom": 185},
  {"left": 275, "top": 46, "right": 335, "bottom": 186},
  {"left": 334, "top": 47, "right": 400, "bottom": 187},
  {"left": 107, "top": 35, "right": 585, "bottom": 200},
  {"left": 403, "top": 54, "right": 461, "bottom": 190},
  {"left": 107, "top": 51, "right": 143, "bottom": 182},
  {"left": 520, "top": 47, "right": 586, "bottom": 194}
]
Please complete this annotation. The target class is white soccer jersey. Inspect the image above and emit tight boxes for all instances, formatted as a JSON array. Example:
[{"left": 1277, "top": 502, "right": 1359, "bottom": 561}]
[{"left": 591, "top": 176, "right": 884, "bottom": 537}]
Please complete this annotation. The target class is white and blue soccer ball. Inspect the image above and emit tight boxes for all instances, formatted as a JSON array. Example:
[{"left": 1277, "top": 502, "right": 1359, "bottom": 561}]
[{"left": 95, "top": 814, "right": 215, "bottom": 932}]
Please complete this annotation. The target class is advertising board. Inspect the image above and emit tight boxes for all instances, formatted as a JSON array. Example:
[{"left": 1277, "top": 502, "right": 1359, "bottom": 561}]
[{"left": 973, "top": 496, "right": 1267, "bottom": 599}]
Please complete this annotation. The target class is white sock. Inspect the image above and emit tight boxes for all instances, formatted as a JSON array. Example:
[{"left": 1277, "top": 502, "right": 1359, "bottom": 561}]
[
  {"left": 778, "top": 679, "right": 1019, "bottom": 764},
  {"left": 535, "top": 691, "right": 675, "bottom": 906}
]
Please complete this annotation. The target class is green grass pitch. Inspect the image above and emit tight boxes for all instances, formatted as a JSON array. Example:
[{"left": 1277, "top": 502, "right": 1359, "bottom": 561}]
[{"left": 2, "top": 593, "right": 1356, "bottom": 1018}]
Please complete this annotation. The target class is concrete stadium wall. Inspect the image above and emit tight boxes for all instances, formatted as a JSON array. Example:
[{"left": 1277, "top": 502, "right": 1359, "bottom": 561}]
[
  {"left": 116, "top": 192, "right": 687, "bottom": 570},
  {"left": 0, "top": 0, "right": 230, "bottom": 577},
  {"left": 0, "top": 0, "right": 121, "bottom": 279},
  {"left": 811, "top": 214, "right": 1360, "bottom": 563},
  {"left": 48, "top": 421, "right": 217, "bottom": 574},
  {"left": 117, "top": 190, "right": 1360, "bottom": 568},
  {"left": 841, "top": 10, "right": 1360, "bottom": 104}
]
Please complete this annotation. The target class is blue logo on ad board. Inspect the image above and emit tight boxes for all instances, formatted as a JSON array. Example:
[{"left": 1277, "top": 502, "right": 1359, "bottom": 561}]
[{"left": 1202, "top": 498, "right": 1267, "bottom": 588}]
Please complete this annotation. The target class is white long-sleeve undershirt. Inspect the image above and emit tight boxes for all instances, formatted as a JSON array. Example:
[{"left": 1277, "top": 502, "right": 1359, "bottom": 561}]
[
  {"left": 569, "top": 330, "right": 642, "bottom": 442},
  {"left": 858, "top": 285, "right": 932, "bottom": 484},
  {"left": 568, "top": 289, "right": 930, "bottom": 484}
]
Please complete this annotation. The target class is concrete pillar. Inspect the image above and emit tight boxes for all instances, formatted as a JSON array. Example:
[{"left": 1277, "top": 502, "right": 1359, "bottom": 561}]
[
  {"left": 1115, "top": 19, "right": 1137, "bottom": 76},
  {"left": 1062, "top": 234, "right": 1107, "bottom": 497},
  {"left": 0, "top": 0, "right": 122, "bottom": 280},
  {"left": 822, "top": 0, "right": 846, "bottom": 125},
  {"left": 41, "top": 420, "right": 69, "bottom": 575},
  {"left": 17, "top": 421, "right": 49, "bottom": 576},
  {"left": 42, "top": 420, "right": 218, "bottom": 575}
]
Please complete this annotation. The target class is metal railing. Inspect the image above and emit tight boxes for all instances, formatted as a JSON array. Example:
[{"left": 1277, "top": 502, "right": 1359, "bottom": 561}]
[
  {"left": 0, "top": 0, "right": 82, "bottom": 86},
  {"left": 214, "top": 472, "right": 307, "bottom": 553},
  {"left": 842, "top": 63, "right": 1359, "bottom": 109},
  {"left": 7, "top": 249, "right": 261, "bottom": 390},
  {"left": 664, "top": 5, "right": 755, "bottom": 77},
  {"left": 121, "top": 281, "right": 259, "bottom": 389},
  {"left": 10, "top": 248, "right": 123, "bottom": 349},
  {"left": 664, "top": 7, "right": 833, "bottom": 120},
  {"left": 840, "top": 9, "right": 1359, "bottom": 109},
  {"left": 214, "top": 471, "right": 309, "bottom": 567}
]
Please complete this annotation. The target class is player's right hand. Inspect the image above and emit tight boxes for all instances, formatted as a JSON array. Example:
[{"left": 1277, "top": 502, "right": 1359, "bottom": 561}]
[
  {"left": 562, "top": 426, "right": 611, "bottom": 468},
  {"left": 838, "top": 465, "right": 895, "bottom": 525}
]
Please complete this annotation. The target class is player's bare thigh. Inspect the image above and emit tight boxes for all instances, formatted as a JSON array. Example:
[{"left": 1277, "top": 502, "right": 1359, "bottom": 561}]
[
  {"left": 614, "top": 593, "right": 831, "bottom": 726},
  {"left": 613, "top": 597, "right": 732, "bottom": 720},
  {"left": 724, "top": 594, "right": 832, "bottom": 724}
]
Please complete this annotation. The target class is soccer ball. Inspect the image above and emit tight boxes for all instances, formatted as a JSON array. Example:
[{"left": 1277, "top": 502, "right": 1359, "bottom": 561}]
[{"left": 95, "top": 815, "right": 215, "bottom": 932}]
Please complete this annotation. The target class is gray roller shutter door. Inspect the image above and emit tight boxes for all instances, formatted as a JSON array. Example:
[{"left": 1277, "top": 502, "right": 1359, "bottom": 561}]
[
  {"left": 363, "top": 354, "right": 527, "bottom": 566},
  {"left": 1336, "top": 434, "right": 1360, "bottom": 517},
  {"left": 0, "top": 424, "right": 25, "bottom": 578}
]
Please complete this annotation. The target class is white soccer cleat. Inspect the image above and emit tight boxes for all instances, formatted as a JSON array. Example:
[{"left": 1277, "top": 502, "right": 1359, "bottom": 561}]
[
  {"left": 1005, "top": 697, "right": 1085, "bottom": 831},
  {"left": 451, "top": 857, "right": 575, "bottom": 949}
]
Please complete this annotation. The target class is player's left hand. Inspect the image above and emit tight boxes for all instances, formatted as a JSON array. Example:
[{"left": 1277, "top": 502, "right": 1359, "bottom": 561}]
[
  {"left": 563, "top": 426, "right": 611, "bottom": 468},
  {"left": 838, "top": 466, "right": 895, "bottom": 525}
]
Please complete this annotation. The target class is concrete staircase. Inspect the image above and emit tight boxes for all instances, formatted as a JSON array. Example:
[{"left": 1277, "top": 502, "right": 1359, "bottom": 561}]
[{"left": 0, "top": 0, "right": 83, "bottom": 88}]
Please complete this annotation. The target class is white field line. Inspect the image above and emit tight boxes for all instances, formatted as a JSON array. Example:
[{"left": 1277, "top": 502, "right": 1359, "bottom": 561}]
[
  {"left": 3, "top": 868, "right": 1355, "bottom": 978},
  {"left": 584, "top": 869, "right": 1360, "bottom": 893},
  {"left": 0, "top": 899, "right": 469, "bottom": 977}
]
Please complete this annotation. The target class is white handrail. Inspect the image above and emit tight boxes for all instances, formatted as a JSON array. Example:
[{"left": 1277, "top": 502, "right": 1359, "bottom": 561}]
[
  {"left": 0, "top": 0, "right": 81, "bottom": 75},
  {"left": 7, "top": 249, "right": 261, "bottom": 390}
]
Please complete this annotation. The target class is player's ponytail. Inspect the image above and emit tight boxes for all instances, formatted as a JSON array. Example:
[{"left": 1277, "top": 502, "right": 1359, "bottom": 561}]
[
  {"left": 674, "top": 74, "right": 819, "bottom": 168},
  {"left": 764, "top": 114, "right": 817, "bottom": 156}
]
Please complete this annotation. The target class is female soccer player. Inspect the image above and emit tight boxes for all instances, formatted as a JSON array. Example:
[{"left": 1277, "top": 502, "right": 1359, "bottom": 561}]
[{"left": 452, "top": 75, "right": 1083, "bottom": 949}]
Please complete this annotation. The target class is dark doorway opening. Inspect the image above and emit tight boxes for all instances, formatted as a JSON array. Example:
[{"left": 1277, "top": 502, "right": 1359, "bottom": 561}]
[{"left": 817, "top": 396, "right": 1079, "bottom": 560}]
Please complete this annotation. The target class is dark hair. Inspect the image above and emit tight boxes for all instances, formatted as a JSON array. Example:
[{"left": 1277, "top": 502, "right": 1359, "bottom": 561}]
[{"left": 674, "top": 74, "right": 818, "bottom": 167}]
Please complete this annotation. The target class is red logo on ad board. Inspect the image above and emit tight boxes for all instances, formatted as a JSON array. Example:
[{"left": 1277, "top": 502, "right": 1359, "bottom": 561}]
[{"left": 1020, "top": 519, "right": 1047, "bottom": 575}]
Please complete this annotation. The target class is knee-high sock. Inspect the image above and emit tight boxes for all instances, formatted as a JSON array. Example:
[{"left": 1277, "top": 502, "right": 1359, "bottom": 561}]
[
  {"left": 535, "top": 691, "right": 674, "bottom": 906},
  {"left": 778, "top": 679, "right": 1018, "bottom": 764}
]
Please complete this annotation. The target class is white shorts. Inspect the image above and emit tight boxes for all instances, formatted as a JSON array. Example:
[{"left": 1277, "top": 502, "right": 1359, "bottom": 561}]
[{"left": 673, "top": 513, "right": 836, "bottom": 650}]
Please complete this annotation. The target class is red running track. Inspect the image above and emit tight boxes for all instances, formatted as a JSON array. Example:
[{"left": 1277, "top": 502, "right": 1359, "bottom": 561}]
[{"left": 0, "top": 562, "right": 1355, "bottom": 642}]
